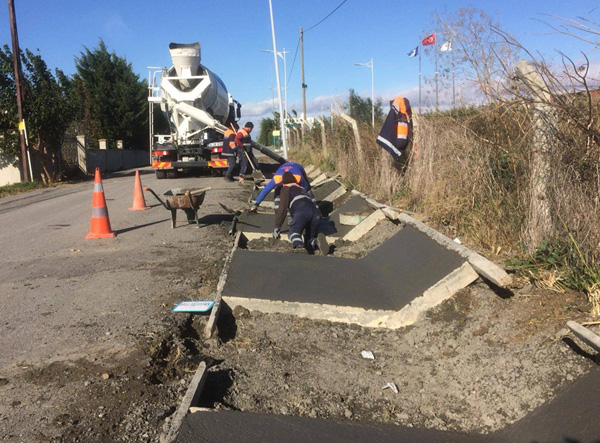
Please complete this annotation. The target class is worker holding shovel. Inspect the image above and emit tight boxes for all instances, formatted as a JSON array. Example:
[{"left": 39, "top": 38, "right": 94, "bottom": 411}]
[
  {"left": 272, "top": 171, "right": 328, "bottom": 255},
  {"left": 235, "top": 122, "right": 260, "bottom": 184}
]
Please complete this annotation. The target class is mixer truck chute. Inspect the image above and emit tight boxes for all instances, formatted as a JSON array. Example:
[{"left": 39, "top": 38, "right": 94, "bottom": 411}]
[{"left": 148, "top": 42, "right": 241, "bottom": 179}]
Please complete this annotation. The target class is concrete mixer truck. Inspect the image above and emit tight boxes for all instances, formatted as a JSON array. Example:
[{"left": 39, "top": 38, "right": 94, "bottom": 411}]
[{"left": 148, "top": 42, "right": 285, "bottom": 179}]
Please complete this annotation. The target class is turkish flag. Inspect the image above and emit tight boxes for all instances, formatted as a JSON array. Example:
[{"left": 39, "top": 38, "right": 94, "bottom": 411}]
[{"left": 422, "top": 33, "right": 436, "bottom": 46}]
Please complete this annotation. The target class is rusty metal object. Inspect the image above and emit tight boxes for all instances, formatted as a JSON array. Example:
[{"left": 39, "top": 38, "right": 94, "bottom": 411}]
[{"left": 145, "top": 187, "right": 210, "bottom": 228}]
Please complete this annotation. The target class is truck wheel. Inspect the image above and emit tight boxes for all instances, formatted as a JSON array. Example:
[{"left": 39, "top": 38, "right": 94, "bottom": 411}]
[
  {"left": 155, "top": 170, "right": 166, "bottom": 179},
  {"left": 166, "top": 170, "right": 179, "bottom": 179}
]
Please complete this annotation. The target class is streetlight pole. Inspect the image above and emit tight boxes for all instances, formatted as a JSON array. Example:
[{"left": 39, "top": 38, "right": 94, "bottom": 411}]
[
  {"left": 262, "top": 48, "right": 289, "bottom": 119},
  {"left": 354, "top": 58, "right": 374, "bottom": 127},
  {"left": 268, "top": 0, "right": 288, "bottom": 158}
]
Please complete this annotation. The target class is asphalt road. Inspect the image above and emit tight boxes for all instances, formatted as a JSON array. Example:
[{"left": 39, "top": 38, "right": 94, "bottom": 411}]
[{"left": 0, "top": 167, "right": 245, "bottom": 390}]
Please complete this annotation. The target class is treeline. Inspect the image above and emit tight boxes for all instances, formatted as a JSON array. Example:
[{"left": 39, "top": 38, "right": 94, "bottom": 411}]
[{"left": 0, "top": 39, "right": 147, "bottom": 181}]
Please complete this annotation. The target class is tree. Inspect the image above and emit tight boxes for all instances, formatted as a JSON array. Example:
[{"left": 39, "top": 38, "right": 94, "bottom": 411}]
[
  {"left": 347, "top": 89, "right": 384, "bottom": 124},
  {"left": 258, "top": 111, "right": 280, "bottom": 146},
  {"left": 73, "top": 40, "right": 147, "bottom": 149},
  {"left": 0, "top": 45, "right": 75, "bottom": 179},
  {"left": 430, "top": 8, "right": 522, "bottom": 105}
]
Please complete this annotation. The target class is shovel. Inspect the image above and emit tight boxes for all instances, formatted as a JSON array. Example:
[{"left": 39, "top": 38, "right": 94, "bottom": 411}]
[
  {"left": 243, "top": 148, "right": 266, "bottom": 182},
  {"left": 219, "top": 202, "right": 242, "bottom": 235}
]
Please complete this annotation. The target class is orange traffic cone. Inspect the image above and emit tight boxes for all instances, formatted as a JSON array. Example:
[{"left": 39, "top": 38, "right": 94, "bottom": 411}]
[
  {"left": 85, "top": 168, "right": 116, "bottom": 239},
  {"left": 129, "top": 169, "right": 150, "bottom": 211}
]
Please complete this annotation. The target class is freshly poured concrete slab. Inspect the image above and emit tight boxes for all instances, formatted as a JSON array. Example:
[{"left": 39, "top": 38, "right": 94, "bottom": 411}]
[
  {"left": 321, "top": 194, "right": 375, "bottom": 238},
  {"left": 501, "top": 368, "right": 600, "bottom": 441},
  {"left": 250, "top": 188, "right": 275, "bottom": 203},
  {"left": 177, "top": 370, "right": 600, "bottom": 443},
  {"left": 312, "top": 180, "right": 342, "bottom": 202},
  {"left": 250, "top": 180, "right": 343, "bottom": 204},
  {"left": 236, "top": 212, "right": 287, "bottom": 234},
  {"left": 177, "top": 410, "right": 499, "bottom": 443},
  {"left": 224, "top": 226, "right": 466, "bottom": 312}
]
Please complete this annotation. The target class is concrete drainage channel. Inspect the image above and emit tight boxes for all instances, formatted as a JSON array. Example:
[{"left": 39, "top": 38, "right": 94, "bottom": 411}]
[{"left": 161, "top": 165, "right": 600, "bottom": 443}]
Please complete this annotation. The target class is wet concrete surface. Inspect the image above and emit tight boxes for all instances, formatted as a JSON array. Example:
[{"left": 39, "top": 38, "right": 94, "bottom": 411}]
[
  {"left": 223, "top": 226, "right": 465, "bottom": 311},
  {"left": 321, "top": 194, "right": 375, "bottom": 237},
  {"left": 178, "top": 368, "right": 600, "bottom": 443},
  {"left": 236, "top": 212, "right": 289, "bottom": 233},
  {"left": 237, "top": 194, "right": 374, "bottom": 239},
  {"left": 312, "top": 180, "right": 342, "bottom": 201},
  {"left": 177, "top": 410, "right": 501, "bottom": 443}
]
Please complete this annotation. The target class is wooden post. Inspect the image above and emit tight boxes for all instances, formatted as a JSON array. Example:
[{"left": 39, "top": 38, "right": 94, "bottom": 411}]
[
  {"left": 338, "top": 112, "right": 363, "bottom": 162},
  {"left": 8, "top": 0, "right": 29, "bottom": 181},
  {"left": 314, "top": 117, "right": 327, "bottom": 156},
  {"left": 515, "top": 60, "right": 555, "bottom": 251}
]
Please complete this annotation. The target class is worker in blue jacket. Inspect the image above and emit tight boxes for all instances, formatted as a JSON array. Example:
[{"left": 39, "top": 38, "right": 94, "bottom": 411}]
[
  {"left": 251, "top": 162, "right": 313, "bottom": 212},
  {"left": 272, "top": 171, "right": 328, "bottom": 254}
]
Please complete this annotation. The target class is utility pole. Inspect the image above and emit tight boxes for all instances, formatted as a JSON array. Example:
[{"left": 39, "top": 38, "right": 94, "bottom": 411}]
[
  {"left": 8, "top": 0, "right": 29, "bottom": 181},
  {"left": 268, "top": 0, "right": 288, "bottom": 158},
  {"left": 300, "top": 26, "right": 307, "bottom": 138}
]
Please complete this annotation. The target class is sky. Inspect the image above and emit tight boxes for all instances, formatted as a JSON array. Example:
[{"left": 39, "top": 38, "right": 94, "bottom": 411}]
[{"left": 1, "top": 0, "right": 599, "bottom": 126}]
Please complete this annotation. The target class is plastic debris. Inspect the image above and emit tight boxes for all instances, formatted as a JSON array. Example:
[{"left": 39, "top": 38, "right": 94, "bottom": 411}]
[
  {"left": 361, "top": 350, "right": 375, "bottom": 360},
  {"left": 453, "top": 237, "right": 462, "bottom": 244},
  {"left": 172, "top": 301, "right": 215, "bottom": 313},
  {"left": 382, "top": 382, "right": 399, "bottom": 394}
]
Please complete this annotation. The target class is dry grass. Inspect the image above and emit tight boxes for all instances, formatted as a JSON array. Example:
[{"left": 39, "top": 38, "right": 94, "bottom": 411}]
[{"left": 290, "top": 106, "right": 600, "bottom": 314}]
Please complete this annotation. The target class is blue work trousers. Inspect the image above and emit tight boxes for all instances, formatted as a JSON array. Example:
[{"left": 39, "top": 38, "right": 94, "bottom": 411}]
[
  {"left": 288, "top": 205, "right": 320, "bottom": 249},
  {"left": 224, "top": 155, "right": 236, "bottom": 179},
  {"left": 239, "top": 148, "right": 259, "bottom": 178}
]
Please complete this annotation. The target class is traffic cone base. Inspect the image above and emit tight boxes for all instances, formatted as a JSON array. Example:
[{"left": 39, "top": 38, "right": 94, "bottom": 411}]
[
  {"left": 129, "top": 169, "right": 150, "bottom": 211},
  {"left": 86, "top": 168, "right": 116, "bottom": 239}
]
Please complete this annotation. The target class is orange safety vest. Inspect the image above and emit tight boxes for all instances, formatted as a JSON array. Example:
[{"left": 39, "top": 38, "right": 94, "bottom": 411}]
[
  {"left": 274, "top": 173, "right": 302, "bottom": 185},
  {"left": 393, "top": 97, "right": 411, "bottom": 142}
]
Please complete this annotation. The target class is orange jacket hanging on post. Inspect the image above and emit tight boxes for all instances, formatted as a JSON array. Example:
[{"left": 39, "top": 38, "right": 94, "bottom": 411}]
[{"left": 376, "top": 96, "right": 413, "bottom": 161}]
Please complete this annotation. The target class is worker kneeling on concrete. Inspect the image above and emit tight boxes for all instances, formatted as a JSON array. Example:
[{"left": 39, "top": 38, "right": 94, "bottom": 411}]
[
  {"left": 251, "top": 161, "right": 313, "bottom": 213},
  {"left": 273, "top": 171, "right": 328, "bottom": 255}
]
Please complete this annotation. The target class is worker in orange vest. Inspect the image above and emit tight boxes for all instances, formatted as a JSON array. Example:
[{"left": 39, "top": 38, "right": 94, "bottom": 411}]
[
  {"left": 235, "top": 122, "right": 259, "bottom": 183},
  {"left": 222, "top": 122, "right": 240, "bottom": 182}
]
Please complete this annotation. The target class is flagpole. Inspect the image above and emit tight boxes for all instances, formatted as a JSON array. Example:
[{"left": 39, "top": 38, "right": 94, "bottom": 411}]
[
  {"left": 418, "top": 44, "right": 422, "bottom": 114},
  {"left": 451, "top": 41, "right": 455, "bottom": 109},
  {"left": 435, "top": 35, "right": 439, "bottom": 111}
]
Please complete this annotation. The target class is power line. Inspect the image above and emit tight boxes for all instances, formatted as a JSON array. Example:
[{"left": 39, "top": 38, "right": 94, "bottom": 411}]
[
  {"left": 288, "top": 0, "right": 349, "bottom": 82},
  {"left": 304, "top": 0, "right": 349, "bottom": 33},
  {"left": 287, "top": 37, "right": 301, "bottom": 83}
]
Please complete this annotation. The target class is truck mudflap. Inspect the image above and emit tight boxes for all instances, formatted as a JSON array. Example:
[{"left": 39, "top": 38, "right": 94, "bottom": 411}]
[{"left": 153, "top": 161, "right": 173, "bottom": 169}]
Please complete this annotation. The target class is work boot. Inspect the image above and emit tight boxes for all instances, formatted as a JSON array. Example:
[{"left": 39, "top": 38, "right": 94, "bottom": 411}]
[
  {"left": 224, "top": 176, "right": 234, "bottom": 182},
  {"left": 292, "top": 245, "right": 307, "bottom": 254},
  {"left": 317, "top": 233, "right": 329, "bottom": 256}
]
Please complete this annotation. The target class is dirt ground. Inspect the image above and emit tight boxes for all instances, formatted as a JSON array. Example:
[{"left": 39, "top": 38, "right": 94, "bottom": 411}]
[
  {"left": 1, "top": 172, "right": 598, "bottom": 442},
  {"left": 203, "top": 220, "right": 598, "bottom": 434}
]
